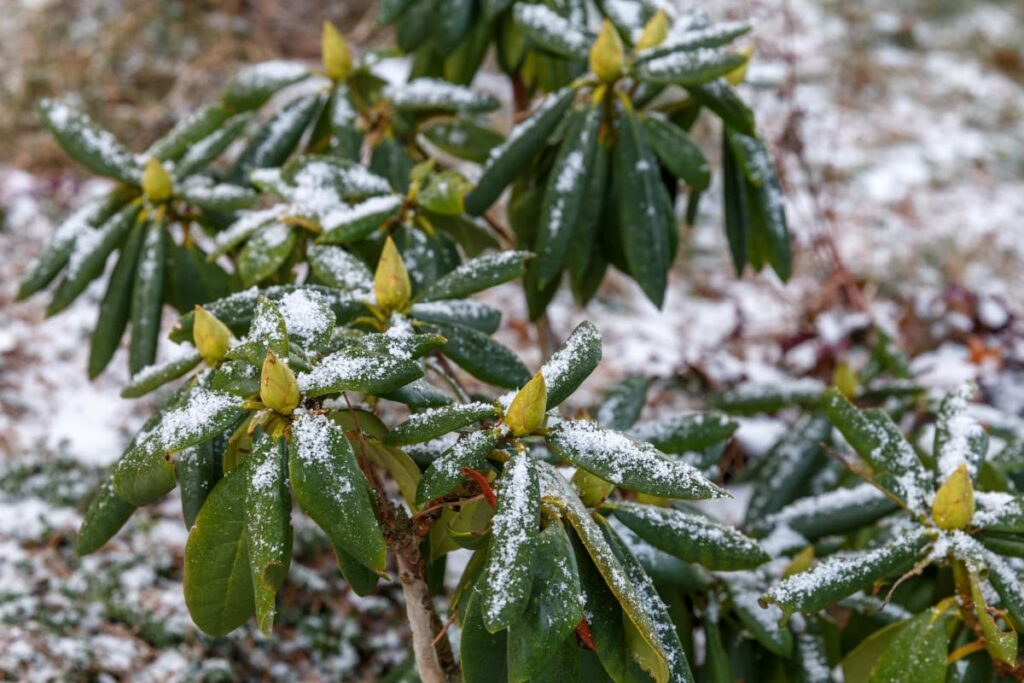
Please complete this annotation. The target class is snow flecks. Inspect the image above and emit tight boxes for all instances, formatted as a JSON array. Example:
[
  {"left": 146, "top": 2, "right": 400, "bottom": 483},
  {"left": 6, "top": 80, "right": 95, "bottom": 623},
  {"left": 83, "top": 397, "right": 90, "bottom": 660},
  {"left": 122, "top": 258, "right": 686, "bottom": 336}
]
[
  {"left": 278, "top": 289, "right": 334, "bottom": 347},
  {"left": 42, "top": 100, "right": 140, "bottom": 182},
  {"left": 320, "top": 194, "right": 401, "bottom": 233},
  {"left": 307, "top": 244, "right": 372, "bottom": 295},
  {"left": 214, "top": 206, "right": 289, "bottom": 254},
  {"left": 485, "top": 90, "right": 566, "bottom": 166},
  {"left": 231, "top": 60, "right": 309, "bottom": 93},
  {"left": 512, "top": 4, "right": 591, "bottom": 57}
]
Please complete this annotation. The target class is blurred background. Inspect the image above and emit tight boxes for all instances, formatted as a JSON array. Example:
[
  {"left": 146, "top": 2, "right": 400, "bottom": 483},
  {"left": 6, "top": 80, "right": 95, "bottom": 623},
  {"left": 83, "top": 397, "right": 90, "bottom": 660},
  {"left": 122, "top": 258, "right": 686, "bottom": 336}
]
[{"left": 1, "top": 0, "right": 1023, "bottom": 680}]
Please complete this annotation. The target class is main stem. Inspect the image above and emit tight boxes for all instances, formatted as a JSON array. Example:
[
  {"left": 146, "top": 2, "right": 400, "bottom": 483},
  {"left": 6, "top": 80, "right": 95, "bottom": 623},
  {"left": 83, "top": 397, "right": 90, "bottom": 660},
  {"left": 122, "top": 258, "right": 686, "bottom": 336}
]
[{"left": 343, "top": 397, "right": 459, "bottom": 682}]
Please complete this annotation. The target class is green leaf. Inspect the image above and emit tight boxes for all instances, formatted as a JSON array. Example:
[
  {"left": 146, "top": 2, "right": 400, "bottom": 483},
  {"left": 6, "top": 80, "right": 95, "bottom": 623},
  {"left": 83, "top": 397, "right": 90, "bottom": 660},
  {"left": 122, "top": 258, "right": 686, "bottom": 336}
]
[
  {"left": 433, "top": 0, "right": 476, "bottom": 55},
  {"left": 628, "top": 412, "right": 737, "bottom": 454},
  {"left": 76, "top": 477, "right": 137, "bottom": 556},
  {"left": 481, "top": 454, "right": 539, "bottom": 632},
  {"left": 823, "top": 388, "right": 931, "bottom": 511},
  {"left": 633, "top": 48, "right": 747, "bottom": 86},
  {"left": 868, "top": 608, "right": 950, "bottom": 683},
  {"left": 282, "top": 156, "right": 392, "bottom": 202},
  {"left": 422, "top": 118, "right": 504, "bottom": 163},
  {"left": 88, "top": 220, "right": 144, "bottom": 378},
  {"left": 290, "top": 413, "right": 387, "bottom": 572},
  {"left": 595, "top": 377, "right": 650, "bottom": 431},
  {"left": 238, "top": 224, "right": 298, "bottom": 287},
  {"left": 460, "top": 560, "right": 510, "bottom": 683},
  {"left": 48, "top": 202, "right": 141, "bottom": 316},
  {"left": 611, "top": 502, "right": 767, "bottom": 570},
  {"left": 571, "top": 532, "right": 631, "bottom": 681},
  {"left": 513, "top": 3, "right": 592, "bottom": 59},
  {"left": 39, "top": 99, "right": 140, "bottom": 184},
  {"left": 230, "top": 93, "right": 323, "bottom": 183},
  {"left": 934, "top": 382, "right": 987, "bottom": 478},
  {"left": 762, "top": 527, "right": 931, "bottom": 616},
  {"left": 731, "top": 130, "right": 791, "bottom": 281},
  {"left": 720, "top": 573, "right": 793, "bottom": 657},
  {"left": 690, "top": 81, "right": 755, "bottom": 136},
  {"left": 983, "top": 548, "right": 1024, "bottom": 634},
  {"left": 162, "top": 241, "right": 233, "bottom": 314},
  {"left": 635, "top": 22, "right": 752, "bottom": 63},
  {"left": 464, "top": 87, "right": 576, "bottom": 215},
  {"left": 534, "top": 104, "right": 600, "bottom": 288},
  {"left": 176, "top": 436, "right": 224, "bottom": 529},
  {"left": 615, "top": 104, "right": 672, "bottom": 306},
  {"left": 569, "top": 135, "right": 611, "bottom": 304},
  {"left": 547, "top": 421, "right": 725, "bottom": 500},
  {"left": 538, "top": 320, "right": 602, "bottom": 409},
  {"left": 426, "top": 321, "right": 532, "bottom": 388},
  {"left": 418, "top": 251, "right": 530, "bottom": 302},
  {"left": 641, "top": 115, "right": 710, "bottom": 190},
  {"left": 183, "top": 460, "right": 254, "bottom": 636},
  {"left": 507, "top": 519, "right": 583, "bottom": 682},
  {"left": 389, "top": 401, "right": 499, "bottom": 446},
  {"left": 721, "top": 128, "right": 749, "bottom": 275},
  {"left": 316, "top": 195, "right": 404, "bottom": 244},
  {"left": 129, "top": 217, "right": 167, "bottom": 373},
  {"left": 245, "top": 433, "right": 292, "bottom": 635},
  {"left": 174, "top": 112, "right": 252, "bottom": 179},
  {"left": 222, "top": 60, "right": 311, "bottom": 112},
  {"left": 121, "top": 351, "right": 203, "bottom": 400},
  {"left": 380, "top": 379, "right": 453, "bottom": 409},
  {"left": 417, "top": 429, "right": 500, "bottom": 506},
  {"left": 147, "top": 103, "right": 230, "bottom": 162}
]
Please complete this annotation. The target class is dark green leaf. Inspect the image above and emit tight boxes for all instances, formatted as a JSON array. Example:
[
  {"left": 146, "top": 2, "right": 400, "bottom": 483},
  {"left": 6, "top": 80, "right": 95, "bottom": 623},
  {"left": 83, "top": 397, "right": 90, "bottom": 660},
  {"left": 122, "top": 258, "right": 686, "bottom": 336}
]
[{"left": 39, "top": 99, "right": 140, "bottom": 184}]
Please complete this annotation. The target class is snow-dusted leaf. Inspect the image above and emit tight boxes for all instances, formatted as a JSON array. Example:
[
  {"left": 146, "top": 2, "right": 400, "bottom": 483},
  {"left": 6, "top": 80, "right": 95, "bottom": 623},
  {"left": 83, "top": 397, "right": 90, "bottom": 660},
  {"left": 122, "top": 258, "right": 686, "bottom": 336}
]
[
  {"left": 48, "top": 203, "right": 141, "bottom": 315},
  {"left": 982, "top": 547, "right": 1024, "bottom": 633},
  {"left": 296, "top": 345, "right": 423, "bottom": 398},
  {"left": 754, "top": 483, "right": 898, "bottom": 540},
  {"left": 174, "top": 112, "right": 252, "bottom": 178},
  {"left": 635, "top": 21, "right": 752, "bottom": 63},
  {"left": 245, "top": 433, "right": 292, "bottom": 635},
  {"left": 762, "top": 527, "right": 931, "bottom": 616},
  {"left": 238, "top": 223, "right": 297, "bottom": 287},
  {"left": 289, "top": 413, "right": 386, "bottom": 572},
  {"left": 282, "top": 156, "right": 392, "bottom": 204},
  {"left": 824, "top": 389, "right": 931, "bottom": 512},
  {"left": 183, "top": 461, "right": 254, "bottom": 636},
  {"left": 744, "top": 414, "right": 830, "bottom": 520},
  {"left": 513, "top": 3, "right": 592, "bottom": 59},
  {"left": 641, "top": 114, "right": 711, "bottom": 190},
  {"left": 417, "top": 429, "right": 501, "bottom": 506},
  {"left": 464, "top": 87, "right": 576, "bottom": 215},
  {"left": 974, "top": 492, "right": 1024, "bottom": 533},
  {"left": 611, "top": 502, "right": 768, "bottom": 570},
  {"left": 539, "top": 320, "right": 602, "bottom": 409},
  {"left": 384, "top": 78, "right": 499, "bottom": 113},
  {"left": 210, "top": 207, "right": 289, "bottom": 260},
  {"left": 230, "top": 93, "right": 323, "bottom": 182},
  {"left": 482, "top": 454, "right": 540, "bottom": 632},
  {"left": 933, "top": 382, "right": 987, "bottom": 480},
  {"left": 121, "top": 349, "right": 203, "bottom": 398},
  {"left": 147, "top": 103, "right": 229, "bottom": 162},
  {"left": 316, "top": 194, "right": 404, "bottom": 244},
  {"left": 690, "top": 80, "right": 755, "bottom": 135},
  {"left": 306, "top": 244, "right": 373, "bottom": 295},
  {"left": 596, "top": 377, "right": 650, "bottom": 431},
  {"left": 89, "top": 219, "right": 144, "bottom": 378},
  {"left": 221, "top": 59, "right": 312, "bottom": 112},
  {"left": 128, "top": 217, "right": 167, "bottom": 373},
  {"left": 178, "top": 178, "right": 259, "bottom": 211},
  {"left": 418, "top": 251, "right": 531, "bottom": 302},
  {"left": 547, "top": 420, "right": 725, "bottom": 500},
  {"left": 426, "top": 321, "right": 531, "bottom": 389},
  {"left": 633, "top": 47, "right": 747, "bottom": 86},
  {"left": 276, "top": 288, "right": 336, "bottom": 351},
  {"left": 421, "top": 118, "right": 504, "bottom": 163},
  {"left": 39, "top": 99, "right": 141, "bottom": 183},
  {"left": 388, "top": 401, "right": 499, "bottom": 446},
  {"left": 411, "top": 299, "right": 502, "bottom": 334},
  {"left": 380, "top": 378, "right": 453, "bottom": 409},
  {"left": 628, "top": 412, "right": 737, "bottom": 454},
  {"left": 176, "top": 437, "right": 224, "bottom": 529},
  {"left": 721, "top": 572, "right": 793, "bottom": 657}
]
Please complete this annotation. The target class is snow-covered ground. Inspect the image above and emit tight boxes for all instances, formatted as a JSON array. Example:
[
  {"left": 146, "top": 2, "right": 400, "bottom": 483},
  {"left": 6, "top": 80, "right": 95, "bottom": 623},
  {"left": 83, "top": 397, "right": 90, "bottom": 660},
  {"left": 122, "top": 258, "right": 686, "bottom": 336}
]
[{"left": 1, "top": 0, "right": 1023, "bottom": 679}]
